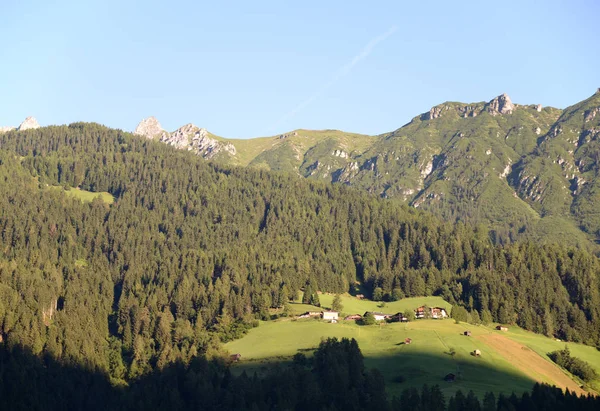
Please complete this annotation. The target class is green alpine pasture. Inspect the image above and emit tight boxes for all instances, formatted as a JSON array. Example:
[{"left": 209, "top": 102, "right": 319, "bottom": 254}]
[
  {"left": 227, "top": 296, "right": 600, "bottom": 399},
  {"left": 47, "top": 185, "right": 115, "bottom": 204}
]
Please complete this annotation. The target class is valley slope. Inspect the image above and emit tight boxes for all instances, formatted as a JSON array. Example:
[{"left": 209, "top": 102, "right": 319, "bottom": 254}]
[{"left": 134, "top": 90, "right": 600, "bottom": 247}]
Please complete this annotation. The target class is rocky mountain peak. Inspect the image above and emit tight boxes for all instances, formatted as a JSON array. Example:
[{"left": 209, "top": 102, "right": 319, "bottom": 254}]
[
  {"left": 487, "top": 93, "right": 515, "bottom": 116},
  {"left": 134, "top": 116, "right": 164, "bottom": 138},
  {"left": 152, "top": 121, "right": 237, "bottom": 159},
  {"left": 18, "top": 116, "right": 40, "bottom": 131}
]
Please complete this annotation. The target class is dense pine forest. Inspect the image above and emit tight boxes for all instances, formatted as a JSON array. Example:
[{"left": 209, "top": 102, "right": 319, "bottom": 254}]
[{"left": 0, "top": 123, "right": 599, "bottom": 387}]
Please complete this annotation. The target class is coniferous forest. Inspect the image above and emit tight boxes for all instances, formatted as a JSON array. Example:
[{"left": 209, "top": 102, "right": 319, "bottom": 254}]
[{"left": 0, "top": 124, "right": 600, "bottom": 408}]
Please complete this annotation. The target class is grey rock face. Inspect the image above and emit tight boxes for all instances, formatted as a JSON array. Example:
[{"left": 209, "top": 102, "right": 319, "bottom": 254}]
[
  {"left": 584, "top": 108, "right": 599, "bottom": 123},
  {"left": 134, "top": 116, "right": 164, "bottom": 138},
  {"left": 423, "top": 106, "right": 444, "bottom": 120},
  {"left": 0, "top": 126, "right": 16, "bottom": 133},
  {"left": 487, "top": 93, "right": 515, "bottom": 116},
  {"left": 18, "top": 116, "right": 40, "bottom": 130},
  {"left": 159, "top": 123, "right": 236, "bottom": 159}
]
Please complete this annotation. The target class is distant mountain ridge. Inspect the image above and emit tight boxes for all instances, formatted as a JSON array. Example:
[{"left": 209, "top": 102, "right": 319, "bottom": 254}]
[
  {"left": 5, "top": 91, "right": 600, "bottom": 247},
  {"left": 132, "top": 91, "right": 600, "bottom": 246}
]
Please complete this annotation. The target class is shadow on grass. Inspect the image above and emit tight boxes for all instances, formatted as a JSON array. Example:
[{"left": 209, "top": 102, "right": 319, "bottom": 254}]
[
  {"left": 230, "top": 345, "right": 539, "bottom": 401},
  {"left": 0, "top": 339, "right": 581, "bottom": 409}
]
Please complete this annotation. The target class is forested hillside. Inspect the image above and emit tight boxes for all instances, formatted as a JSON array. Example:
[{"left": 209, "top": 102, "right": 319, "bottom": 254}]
[
  {"left": 0, "top": 123, "right": 599, "bottom": 384},
  {"left": 131, "top": 90, "right": 600, "bottom": 247}
]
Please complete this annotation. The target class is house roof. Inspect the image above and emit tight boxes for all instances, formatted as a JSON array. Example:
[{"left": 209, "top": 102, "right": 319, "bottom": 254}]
[{"left": 364, "top": 311, "right": 390, "bottom": 316}]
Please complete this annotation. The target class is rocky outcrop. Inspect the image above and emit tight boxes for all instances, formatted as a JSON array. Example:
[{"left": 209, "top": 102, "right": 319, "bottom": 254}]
[
  {"left": 134, "top": 116, "right": 164, "bottom": 138},
  {"left": 1, "top": 116, "right": 40, "bottom": 133},
  {"left": 332, "top": 149, "right": 348, "bottom": 158},
  {"left": 457, "top": 105, "right": 479, "bottom": 118},
  {"left": 279, "top": 131, "right": 298, "bottom": 139},
  {"left": 420, "top": 159, "right": 433, "bottom": 178},
  {"left": 133, "top": 118, "right": 237, "bottom": 160},
  {"left": 18, "top": 116, "right": 40, "bottom": 131},
  {"left": 486, "top": 93, "right": 515, "bottom": 116},
  {"left": 584, "top": 108, "right": 599, "bottom": 123},
  {"left": 159, "top": 124, "right": 236, "bottom": 159},
  {"left": 42, "top": 299, "right": 58, "bottom": 326},
  {"left": 424, "top": 106, "right": 444, "bottom": 120},
  {"left": 333, "top": 162, "right": 359, "bottom": 184},
  {"left": 0, "top": 126, "right": 15, "bottom": 133},
  {"left": 1, "top": 117, "right": 40, "bottom": 132},
  {"left": 161, "top": 123, "right": 200, "bottom": 149}
]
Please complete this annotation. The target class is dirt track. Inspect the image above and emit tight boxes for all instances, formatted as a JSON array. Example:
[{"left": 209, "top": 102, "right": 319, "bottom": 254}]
[{"left": 477, "top": 334, "right": 586, "bottom": 396}]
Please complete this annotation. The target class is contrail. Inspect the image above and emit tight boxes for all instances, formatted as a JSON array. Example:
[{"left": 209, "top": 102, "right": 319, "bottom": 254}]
[{"left": 267, "top": 25, "right": 398, "bottom": 133}]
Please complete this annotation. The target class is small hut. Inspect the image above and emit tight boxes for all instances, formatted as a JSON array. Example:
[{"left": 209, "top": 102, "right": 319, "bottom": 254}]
[
  {"left": 472, "top": 349, "right": 481, "bottom": 357},
  {"left": 444, "top": 373, "right": 456, "bottom": 382},
  {"left": 464, "top": 330, "right": 472, "bottom": 337}
]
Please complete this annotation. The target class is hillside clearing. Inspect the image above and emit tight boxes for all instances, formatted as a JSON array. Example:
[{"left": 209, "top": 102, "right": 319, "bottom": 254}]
[
  {"left": 477, "top": 334, "right": 586, "bottom": 396},
  {"left": 226, "top": 299, "right": 600, "bottom": 399},
  {"left": 47, "top": 186, "right": 114, "bottom": 204},
  {"left": 226, "top": 318, "right": 535, "bottom": 399}
]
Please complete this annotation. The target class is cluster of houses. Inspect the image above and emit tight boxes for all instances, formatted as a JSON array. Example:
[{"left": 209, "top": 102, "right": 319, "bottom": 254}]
[
  {"left": 298, "top": 306, "right": 449, "bottom": 323},
  {"left": 416, "top": 306, "right": 449, "bottom": 319}
]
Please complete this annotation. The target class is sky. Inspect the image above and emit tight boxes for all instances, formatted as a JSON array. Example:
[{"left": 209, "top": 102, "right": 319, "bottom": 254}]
[{"left": 1, "top": 0, "right": 599, "bottom": 138}]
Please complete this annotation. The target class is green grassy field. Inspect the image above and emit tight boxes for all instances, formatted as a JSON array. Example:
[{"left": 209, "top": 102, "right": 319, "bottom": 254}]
[
  {"left": 225, "top": 319, "right": 533, "bottom": 399},
  {"left": 227, "top": 295, "right": 600, "bottom": 399},
  {"left": 220, "top": 129, "right": 378, "bottom": 167},
  {"left": 48, "top": 186, "right": 115, "bottom": 204}
]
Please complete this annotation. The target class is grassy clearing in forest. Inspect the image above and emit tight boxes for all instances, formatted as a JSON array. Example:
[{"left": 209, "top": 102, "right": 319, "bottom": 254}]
[{"left": 227, "top": 295, "right": 600, "bottom": 399}]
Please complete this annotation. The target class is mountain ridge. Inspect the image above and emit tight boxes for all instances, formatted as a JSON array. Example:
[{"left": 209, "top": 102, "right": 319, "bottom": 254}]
[
  {"left": 4, "top": 91, "right": 599, "bottom": 247},
  {"left": 129, "top": 90, "right": 599, "bottom": 247}
]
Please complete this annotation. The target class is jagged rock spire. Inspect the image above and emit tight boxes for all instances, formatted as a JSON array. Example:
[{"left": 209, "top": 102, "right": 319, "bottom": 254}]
[
  {"left": 487, "top": 93, "right": 514, "bottom": 116},
  {"left": 134, "top": 116, "right": 164, "bottom": 138},
  {"left": 18, "top": 116, "right": 40, "bottom": 131}
]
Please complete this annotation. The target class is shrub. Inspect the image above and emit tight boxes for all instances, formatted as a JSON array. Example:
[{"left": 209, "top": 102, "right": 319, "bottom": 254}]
[
  {"left": 361, "top": 312, "right": 376, "bottom": 326},
  {"left": 548, "top": 346, "right": 598, "bottom": 382}
]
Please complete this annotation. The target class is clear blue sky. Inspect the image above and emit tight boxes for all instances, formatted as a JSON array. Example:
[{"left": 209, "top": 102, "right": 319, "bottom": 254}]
[{"left": 1, "top": 0, "right": 599, "bottom": 137}]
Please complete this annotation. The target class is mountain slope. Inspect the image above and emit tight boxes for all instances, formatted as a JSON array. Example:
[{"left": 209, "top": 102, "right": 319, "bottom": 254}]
[{"left": 134, "top": 92, "right": 600, "bottom": 247}]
